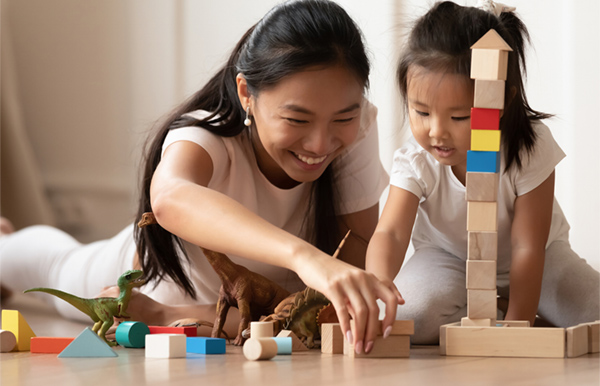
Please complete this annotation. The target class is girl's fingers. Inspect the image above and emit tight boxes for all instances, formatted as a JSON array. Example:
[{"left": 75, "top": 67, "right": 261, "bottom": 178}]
[{"left": 377, "top": 281, "right": 402, "bottom": 339}]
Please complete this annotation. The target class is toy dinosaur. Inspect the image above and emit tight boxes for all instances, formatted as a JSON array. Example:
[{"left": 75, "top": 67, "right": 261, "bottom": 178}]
[{"left": 24, "top": 270, "right": 145, "bottom": 346}]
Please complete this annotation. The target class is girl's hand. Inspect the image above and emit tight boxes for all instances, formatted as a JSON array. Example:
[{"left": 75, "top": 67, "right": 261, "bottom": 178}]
[
  {"left": 95, "top": 286, "right": 167, "bottom": 326},
  {"left": 295, "top": 255, "right": 404, "bottom": 354}
]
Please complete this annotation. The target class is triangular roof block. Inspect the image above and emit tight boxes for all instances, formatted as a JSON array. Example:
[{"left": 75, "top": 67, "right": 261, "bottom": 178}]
[
  {"left": 58, "top": 327, "right": 118, "bottom": 358},
  {"left": 471, "top": 29, "right": 512, "bottom": 51},
  {"left": 2, "top": 310, "right": 36, "bottom": 351}
]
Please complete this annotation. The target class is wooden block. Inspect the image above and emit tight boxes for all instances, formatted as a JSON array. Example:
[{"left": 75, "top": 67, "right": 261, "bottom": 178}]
[
  {"left": 148, "top": 325, "right": 196, "bottom": 337},
  {"left": 466, "top": 151, "right": 500, "bottom": 173},
  {"left": 466, "top": 173, "right": 499, "bottom": 202},
  {"left": 250, "top": 321, "right": 274, "bottom": 338},
  {"left": 271, "top": 337, "right": 292, "bottom": 355},
  {"left": 498, "top": 320, "right": 530, "bottom": 328},
  {"left": 243, "top": 338, "right": 278, "bottom": 361},
  {"left": 145, "top": 334, "right": 187, "bottom": 358},
  {"left": 349, "top": 319, "right": 415, "bottom": 336},
  {"left": 0, "top": 329, "right": 17, "bottom": 352},
  {"left": 466, "top": 260, "right": 497, "bottom": 290},
  {"left": 59, "top": 327, "right": 118, "bottom": 357},
  {"left": 321, "top": 323, "right": 344, "bottom": 354},
  {"left": 470, "top": 29, "right": 513, "bottom": 51},
  {"left": 471, "top": 108, "right": 500, "bottom": 130},
  {"left": 566, "top": 324, "right": 589, "bottom": 358},
  {"left": 461, "top": 317, "right": 494, "bottom": 327},
  {"left": 467, "top": 289, "right": 498, "bottom": 319},
  {"left": 468, "top": 232, "right": 497, "bottom": 260},
  {"left": 116, "top": 321, "right": 150, "bottom": 348},
  {"left": 474, "top": 79, "right": 505, "bottom": 109},
  {"left": 344, "top": 334, "right": 410, "bottom": 358},
  {"left": 470, "top": 49, "right": 509, "bottom": 81},
  {"left": 1, "top": 310, "right": 36, "bottom": 351},
  {"left": 471, "top": 130, "right": 501, "bottom": 152},
  {"left": 277, "top": 330, "right": 308, "bottom": 351},
  {"left": 186, "top": 337, "right": 226, "bottom": 354},
  {"left": 586, "top": 321, "right": 599, "bottom": 353},
  {"left": 467, "top": 201, "right": 498, "bottom": 232},
  {"left": 445, "top": 325, "right": 565, "bottom": 358},
  {"left": 30, "top": 337, "right": 74, "bottom": 354}
]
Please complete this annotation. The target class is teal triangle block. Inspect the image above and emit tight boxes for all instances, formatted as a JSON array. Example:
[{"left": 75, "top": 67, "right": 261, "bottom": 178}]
[{"left": 58, "top": 327, "right": 118, "bottom": 358}]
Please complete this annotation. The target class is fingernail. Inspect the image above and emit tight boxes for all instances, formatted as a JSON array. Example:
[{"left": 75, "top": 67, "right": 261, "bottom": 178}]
[
  {"left": 383, "top": 325, "right": 392, "bottom": 339},
  {"left": 346, "top": 330, "right": 353, "bottom": 345},
  {"left": 365, "top": 340, "right": 373, "bottom": 353},
  {"left": 355, "top": 340, "right": 363, "bottom": 354}
]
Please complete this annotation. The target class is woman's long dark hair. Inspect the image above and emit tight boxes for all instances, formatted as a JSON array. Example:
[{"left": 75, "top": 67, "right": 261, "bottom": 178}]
[
  {"left": 135, "top": 0, "right": 370, "bottom": 298},
  {"left": 397, "top": 1, "right": 551, "bottom": 171}
]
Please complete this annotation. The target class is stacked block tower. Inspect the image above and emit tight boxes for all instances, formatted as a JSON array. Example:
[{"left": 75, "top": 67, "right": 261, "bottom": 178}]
[{"left": 462, "top": 29, "right": 512, "bottom": 328}]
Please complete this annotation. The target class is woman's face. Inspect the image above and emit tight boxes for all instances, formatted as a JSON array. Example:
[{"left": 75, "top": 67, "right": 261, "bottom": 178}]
[{"left": 244, "top": 65, "right": 364, "bottom": 189}]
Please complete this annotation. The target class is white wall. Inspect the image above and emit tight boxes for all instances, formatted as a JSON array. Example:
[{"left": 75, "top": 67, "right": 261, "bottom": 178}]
[{"left": 2, "top": 0, "right": 598, "bottom": 270}]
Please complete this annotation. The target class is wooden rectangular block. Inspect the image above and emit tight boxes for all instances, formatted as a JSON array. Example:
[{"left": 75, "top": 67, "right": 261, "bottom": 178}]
[
  {"left": 466, "top": 151, "right": 500, "bottom": 173},
  {"left": 148, "top": 326, "right": 196, "bottom": 338},
  {"left": 349, "top": 320, "right": 415, "bottom": 337},
  {"left": 470, "top": 49, "right": 509, "bottom": 81},
  {"left": 445, "top": 325, "right": 565, "bottom": 358},
  {"left": 471, "top": 130, "right": 501, "bottom": 152},
  {"left": 466, "top": 260, "right": 497, "bottom": 290},
  {"left": 586, "top": 321, "right": 599, "bottom": 353},
  {"left": 321, "top": 323, "right": 344, "bottom": 354},
  {"left": 566, "top": 324, "right": 589, "bottom": 358},
  {"left": 466, "top": 173, "right": 499, "bottom": 202},
  {"left": 467, "top": 201, "right": 498, "bottom": 232},
  {"left": 467, "top": 289, "right": 497, "bottom": 319},
  {"left": 344, "top": 334, "right": 410, "bottom": 358},
  {"left": 474, "top": 79, "right": 505, "bottom": 109},
  {"left": 471, "top": 107, "right": 500, "bottom": 131},
  {"left": 468, "top": 232, "right": 497, "bottom": 260},
  {"left": 30, "top": 337, "right": 74, "bottom": 354},
  {"left": 145, "top": 334, "right": 187, "bottom": 358},
  {"left": 497, "top": 320, "right": 530, "bottom": 328},
  {"left": 186, "top": 337, "right": 226, "bottom": 354},
  {"left": 461, "top": 317, "right": 494, "bottom": 327}
]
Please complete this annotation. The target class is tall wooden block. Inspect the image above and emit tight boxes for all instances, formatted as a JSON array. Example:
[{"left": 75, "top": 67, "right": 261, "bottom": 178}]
[
  {"left": 467, "top": 289, "right": 498, "bottom": 319},
  {"left": 586, "top": 321, "right": 599, "bottom": 353},
  {"left": 467, "top": 202, "right": 498, "bottom": 232},
  {"left": 466, "top": 260, "right": 496, "bottom": 290},
  {"left": 470, "top": 49, "right": 509, "bottom": 80},
  {"left": 566, "top": 324, "right": 589, "bottom": 358},
  {"left": 474, "top": 79, "right": 505, "bottom": 109},
  {"left": 466, "top": 151, "right": 500, "bottom": 173},
  {"left": 30, "top": 337, "right": 75, "bottom": 354},
  {"left": 471, "top": 130, "right": 501, "bottom": 152},
  {"left": 471, "top": 108, "right": 500, "bottom": 130},
  {"left": 466, "top": 172, "right": 499, "bottom": 202},
  {"left": 468, "top": 232, "right": 497, "bottom": 260},
  {"left": 344, "top": 335, "right": 410, "bottom": 358},
  {"left": 1, "top": 310, "right": 36, "bottom": 351},
  {"left": 321, "top": 323, "right": 344, "bottom": 354}
]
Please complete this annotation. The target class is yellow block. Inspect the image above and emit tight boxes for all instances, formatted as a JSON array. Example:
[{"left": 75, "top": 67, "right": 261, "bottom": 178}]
[
  {"left": 2, "top": 310, "right": 36, "bottom": 351},
  {"left": 471, "top": 130, "right": 501, "bottom": 152}
]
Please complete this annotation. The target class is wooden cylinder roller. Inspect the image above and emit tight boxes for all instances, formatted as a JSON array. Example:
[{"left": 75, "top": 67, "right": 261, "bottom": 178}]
[
  {"left": 243, "top": 338, "right": 278, "bottom": 361},
  {"left": 250, "top": 321, "right": 274, "bottom": 338},
  {"left": 0, "top": 330, "right": 17, "bottom": 352}
]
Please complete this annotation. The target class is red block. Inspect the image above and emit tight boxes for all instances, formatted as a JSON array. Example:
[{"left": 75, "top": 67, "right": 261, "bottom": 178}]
[
  {"left": 471, "top": 108, "right": 500, "bottom": 130},
  {"left": 148, "top": 326, "right": 197, "bottom": 337},
  {"left": 30, "top": 337, "right": 75, "bottom": 353}
]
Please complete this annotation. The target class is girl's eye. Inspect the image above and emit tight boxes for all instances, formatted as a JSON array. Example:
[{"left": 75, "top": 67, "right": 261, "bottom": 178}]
[
  {"left": 334, "top": 117, "right": 356, "bottom": 123},
  {"left": 452, "top": 116, "right": 470, "bottom": 121},
  {"left": 285, "top": 118, "right": 308, "bottom": 124},
  {"left": 414, "top": 110, "right": 429, "bottom": 117}
]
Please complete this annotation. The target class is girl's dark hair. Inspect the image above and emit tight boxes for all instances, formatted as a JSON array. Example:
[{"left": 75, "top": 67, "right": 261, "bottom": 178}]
[
  {"left": 397, "top": 1, "right": 551, "bottom": 171},
  {"left": 135, "top": 0, "right": 370, "bottom": 298}
]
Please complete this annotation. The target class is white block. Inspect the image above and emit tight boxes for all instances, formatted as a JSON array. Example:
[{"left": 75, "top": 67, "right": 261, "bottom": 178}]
[{"left": 145, "top": 334, "right": 187, "bottom": 358}]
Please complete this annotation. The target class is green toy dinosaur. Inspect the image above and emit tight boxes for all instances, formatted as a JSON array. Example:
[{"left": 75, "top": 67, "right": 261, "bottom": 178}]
[{"left": 24, "top": 270, "right": 145, "bottom": 346}]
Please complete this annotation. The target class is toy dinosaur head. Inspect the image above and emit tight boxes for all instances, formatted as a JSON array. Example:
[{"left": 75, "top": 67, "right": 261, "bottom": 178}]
[{"left": 117, "top": 270, "right": 146, "bottom": 290}]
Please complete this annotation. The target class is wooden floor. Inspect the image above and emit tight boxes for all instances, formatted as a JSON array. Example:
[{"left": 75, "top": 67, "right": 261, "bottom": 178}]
[{"left": 1, "top": 293, "right": 599, "bottom": 386}]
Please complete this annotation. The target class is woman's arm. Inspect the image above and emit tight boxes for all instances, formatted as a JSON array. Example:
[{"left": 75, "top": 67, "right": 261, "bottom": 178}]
[
  {"left": 150, "top": 140, "right": 400, "bottom": 353},
  {"left": 366, "top": 186, "right": 419, "bottom": 283},
  {"left": 505, "top": 172, "right": 555, "bottom": 324}
]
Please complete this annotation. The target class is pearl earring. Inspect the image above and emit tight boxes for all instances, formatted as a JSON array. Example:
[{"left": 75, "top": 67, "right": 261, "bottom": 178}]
[{"left": 244, "top": 106, "right": 252, "bottom": 127}]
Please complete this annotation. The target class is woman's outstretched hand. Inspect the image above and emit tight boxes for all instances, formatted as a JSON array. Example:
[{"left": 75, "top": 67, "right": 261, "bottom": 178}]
[{"left": 294, "top": 254, "right": 404, "bottom": 354}]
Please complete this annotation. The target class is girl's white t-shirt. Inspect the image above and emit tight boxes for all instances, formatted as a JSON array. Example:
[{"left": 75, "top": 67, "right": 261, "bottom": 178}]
[
  {"left": 390, "top": 121, "right": 569, "bottom": 274},
  {"left": 141, "top": 100, "right": 389, "bottom": 305}
]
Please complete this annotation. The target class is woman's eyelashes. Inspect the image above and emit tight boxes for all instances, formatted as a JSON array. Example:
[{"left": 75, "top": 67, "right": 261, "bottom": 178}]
[{"left": 283, "top": 116, "right": 357, "bottom": 124}]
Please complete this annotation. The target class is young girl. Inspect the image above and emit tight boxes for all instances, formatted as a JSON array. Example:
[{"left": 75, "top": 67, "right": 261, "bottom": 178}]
[
  {"left": 0, "top": 0, "right": 402, "bottom": 354},
  {"left": 366, "top": 1, "right": 599, "bottom": 344}
]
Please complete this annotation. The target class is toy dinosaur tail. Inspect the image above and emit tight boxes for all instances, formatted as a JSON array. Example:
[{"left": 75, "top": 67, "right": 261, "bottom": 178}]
[{"left": 24, "top": 288, "right": 96, "bottom": 319}]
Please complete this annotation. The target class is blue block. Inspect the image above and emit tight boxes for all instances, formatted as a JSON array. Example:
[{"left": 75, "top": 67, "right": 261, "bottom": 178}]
[
  {"left": 58, "top": 327, "right": 118, "bottom": 358},
  {"left": 467, "top": 150, "right": 500, "bottom": 173},
  {"left": 116, "top": 321, "right": 150, "bottom": 348},
  {"left": 271, "top": 337, "right": 292, "bottom": 355},
  {"left": 186, "top": 337, "right": 226, "bottom": 354}
]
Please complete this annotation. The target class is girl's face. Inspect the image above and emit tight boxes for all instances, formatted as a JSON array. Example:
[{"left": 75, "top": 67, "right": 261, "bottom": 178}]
[
  {"left": 406, "top": 66, "right": 474, "bottom": 183},
  {"left": 244, "top": 65, "right": 363, "bottom": 189}
]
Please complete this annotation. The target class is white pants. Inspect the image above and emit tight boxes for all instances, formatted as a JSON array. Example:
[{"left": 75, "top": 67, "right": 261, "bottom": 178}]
[
  {"left": 395, "top": 241, "right": 600, "bottom": 344},
  {"left": 0, "top": 225, "right": 136, "bottom": 322}
]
